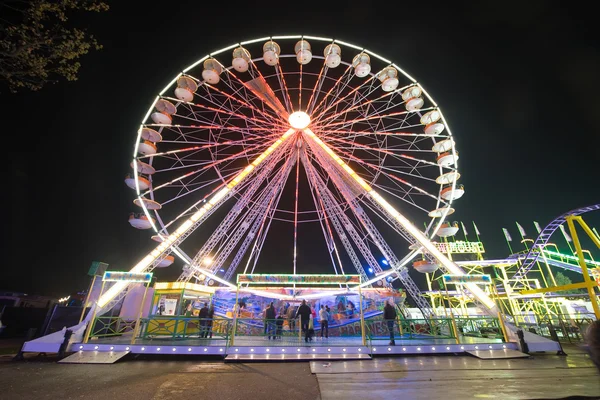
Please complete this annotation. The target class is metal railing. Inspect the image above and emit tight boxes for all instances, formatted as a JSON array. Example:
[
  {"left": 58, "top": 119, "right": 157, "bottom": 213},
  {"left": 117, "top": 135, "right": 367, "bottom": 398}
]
[
  {"left": 511, "top": 313, "right": 596, "bottom": 343},
  {"left": 365, "top": 316, "right": 505, "bottom": 343},
  {"left": 89, "top": 316, "right": 137, "bottom": 338},
  {"left": 141, "top": 316, "right": 232, "bottom": 341}
]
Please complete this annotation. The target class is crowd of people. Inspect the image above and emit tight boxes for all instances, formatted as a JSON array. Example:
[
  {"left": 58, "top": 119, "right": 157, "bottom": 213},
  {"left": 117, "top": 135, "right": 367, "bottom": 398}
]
[{"left": 261, "top": 300, "right": 335, "bottom": 342}]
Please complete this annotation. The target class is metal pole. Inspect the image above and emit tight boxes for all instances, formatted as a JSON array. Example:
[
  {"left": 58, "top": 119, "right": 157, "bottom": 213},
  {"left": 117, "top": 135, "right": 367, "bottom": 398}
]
[
  {"left": 359, "top": 284, "right": 366, "bottom": 346},
  {"left": 231, "top": 284, "right": 240, "bottom": 346},
  {"left": 83, "top": 280, "right": 106, "bottom": 344},
  {"left": 567, "top": 217, "right": 600, "bottom": 319},
  {"left": 79, "top": 275, "right": 97, "bottom": 324},
  {"left": 131, "top": 283, "right": 150, "bottom": 345},
  {"left": 445, "top": 284, "right": 460, "bottom": 344}
]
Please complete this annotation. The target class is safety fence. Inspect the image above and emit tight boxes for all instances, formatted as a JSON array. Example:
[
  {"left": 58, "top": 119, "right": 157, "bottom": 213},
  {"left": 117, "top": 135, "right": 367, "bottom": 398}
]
[
  {"left": 86, "top": 315, "right": 506, "bottom": 345},
  {"left": 511, "top": 313, "right": 596, "bottom": 343}
]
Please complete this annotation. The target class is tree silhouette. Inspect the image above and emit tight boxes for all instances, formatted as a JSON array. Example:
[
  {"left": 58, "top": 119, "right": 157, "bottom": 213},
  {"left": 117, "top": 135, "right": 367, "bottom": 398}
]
[{"left": 0, "top": 0, "right": 108, "bottom": 93}]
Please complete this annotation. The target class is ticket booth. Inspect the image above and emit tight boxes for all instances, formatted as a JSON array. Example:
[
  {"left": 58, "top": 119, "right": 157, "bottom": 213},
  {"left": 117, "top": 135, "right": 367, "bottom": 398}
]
[{"left": 143, "top": 282, "right": 214, "bottom": 339}]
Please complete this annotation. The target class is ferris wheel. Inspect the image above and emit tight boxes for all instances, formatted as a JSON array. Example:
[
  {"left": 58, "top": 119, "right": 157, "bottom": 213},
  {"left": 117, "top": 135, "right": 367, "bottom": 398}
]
[{"left": 110, "top": 35, "right": 494, "bottom": 316}]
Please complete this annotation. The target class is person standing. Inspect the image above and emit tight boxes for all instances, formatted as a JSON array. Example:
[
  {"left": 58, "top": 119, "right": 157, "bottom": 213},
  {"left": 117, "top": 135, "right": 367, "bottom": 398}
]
[
  {"left": 198, "top": 302, "right": 209, "bottom": 338},
  {"left": 265, "top": 302, "right": 277, "bottom": 339},
  {"left": 319, "top": 305, "right": 329, "bottom": 339},
  {"left": 286, "top": 303, "right": 297, "bottom": 333},
  {"left": 295, "top": 300, "right": 312, "bottom": 342},
  {"left": 383, "top": 300, "right": 397, "bottom": 345},
  {"left": 206, "top": 303, "right": 215, "bottom": 339}
]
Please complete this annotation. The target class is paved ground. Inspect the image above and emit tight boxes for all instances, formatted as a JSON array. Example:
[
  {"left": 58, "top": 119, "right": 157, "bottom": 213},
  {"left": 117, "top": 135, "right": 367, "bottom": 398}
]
[
  {"left": 313, "top": 347, "right": 600, "bottom": 400},
  {"left": 0, "top": 344, "right": 598, "bottom": 400}
]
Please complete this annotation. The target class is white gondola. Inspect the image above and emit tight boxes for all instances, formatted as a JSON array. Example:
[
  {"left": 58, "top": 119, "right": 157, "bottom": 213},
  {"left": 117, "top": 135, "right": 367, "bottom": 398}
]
[
  {"left": 174, "top": 76, "right": 198, "bottom": 102},
  {"left": 436, "top": 171, "right": 460, "bottom": 185},
  {"left": 141, "top": 127, "right": 162, "bottom": 143},
  {"left": 124, "top": 174, "right": 150, "bottom": 191},
  {"left": 128, "top": 214, "right": 155, "bottom": 229},
  {"left": 294, "top": 40, "right": 312, "bottom": 64},
  {"left": 413, "top": 260, "right": 440, "bottom": 274},
  {"left": 131, "top": 160, "right": 156, "bottom": 175},
  {"left": 437, "top": 222, "right": 459, "bottom": 237},
  {"left": 436, "top": 151, "right": 459, "bottom": 167},
  {"left": 432, "top": 139, "right": 455, "bottom": 153},
  {"left": 138, "top": 140, "right": 157, "bottom": 156},
  {"left": 133, "top": 198, "right": 162, "bottom": 210},
  {"left": 263, "top": 40, "right": 281, "bottom": 66},
  {"left": 441, "top": 184, "right": 465, "bottom": 200},
  {"left": 424, "top": 122, "right": 445, "bottom": 135},
  {"left": 151, "top": 99, "right": 176, "bottom": 125},
  {"left": 232, "top": 47, "right": 251, "bottom": 72},
  {"left": 324, "top": 43, "right": 341, "bottom": 68},
  {"left": 352, "top": 53, "right": 371, "bottom": 77},
  {"left": 377, "top": 66, "right": 399, "bottom": 92},
  {"left": 156, "top": 255, "right": 175, "bottom": 268},
  {"left": 202, "top": 58, "right": 223, "bottom": 84},
  {"left": 428, "top": 206, "right": 455, "bottom": 218},
  {"left": 402, "top": 86, "right": 423, "bottom": 111},
  {"left": 420, "top": 109, "right": 441, "bottom": 125}
]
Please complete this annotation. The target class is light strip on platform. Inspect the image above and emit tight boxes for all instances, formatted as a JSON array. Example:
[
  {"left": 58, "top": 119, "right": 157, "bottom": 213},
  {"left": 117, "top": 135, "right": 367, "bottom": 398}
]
[
  {"left": 302, "top": 128, "right": 497, "bottom": 312},
  {"left": 98, "top": 128, "right": 296, "bottom": 308}
]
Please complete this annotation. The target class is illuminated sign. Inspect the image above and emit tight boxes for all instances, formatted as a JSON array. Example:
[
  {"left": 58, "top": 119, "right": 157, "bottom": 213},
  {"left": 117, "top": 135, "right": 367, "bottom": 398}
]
[
  {"left": 103, "top": 271, "right": 153, "bottom": 283},
  {"left": 442, "top": 274, "right": 491, "bottom": 285},
  {"left": 433, "top": 241, "right": 485, "bottom": 254},
  {"left": 237, "top": 274, "right": 361, "bottom": 285}
]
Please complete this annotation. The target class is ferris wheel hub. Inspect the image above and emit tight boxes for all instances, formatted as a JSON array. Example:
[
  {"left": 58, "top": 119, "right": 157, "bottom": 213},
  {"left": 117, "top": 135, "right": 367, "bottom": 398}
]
[{"left": 288, "top": 111, "right": 311, "bottom": 130}]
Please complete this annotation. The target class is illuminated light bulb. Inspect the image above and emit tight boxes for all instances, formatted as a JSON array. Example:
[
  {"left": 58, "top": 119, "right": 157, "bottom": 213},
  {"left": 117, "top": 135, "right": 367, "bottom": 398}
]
[{"left": 288, "top": 111, "right": 311, "bottom": 130}]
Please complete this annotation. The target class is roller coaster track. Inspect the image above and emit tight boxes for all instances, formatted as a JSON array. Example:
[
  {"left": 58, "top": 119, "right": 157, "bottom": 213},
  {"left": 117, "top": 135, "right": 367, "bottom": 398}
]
[{"left": 510, "top": 204, "right": 600, "bottom": 279}]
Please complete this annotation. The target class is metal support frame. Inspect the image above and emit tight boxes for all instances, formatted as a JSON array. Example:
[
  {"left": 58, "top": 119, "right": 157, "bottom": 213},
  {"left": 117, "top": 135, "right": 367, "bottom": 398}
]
[
  {"left": 302, "top": 127, "right": 498, "bottom": 316},
  {"left": 180, "top": 139, "right": 294, "bottom": 282},
  {"left": 303, "top": 133, "right": 434, "bottom": 318}
]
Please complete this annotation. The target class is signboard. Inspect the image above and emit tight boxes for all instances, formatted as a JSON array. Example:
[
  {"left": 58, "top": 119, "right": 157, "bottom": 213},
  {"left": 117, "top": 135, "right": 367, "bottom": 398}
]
[
  {"left": 442, "top": 274, "right": 491, "bottom": 285},
  {"left": 102, "top": 271, "right": 153, "bottom": 283},
  {"left": 433, "top": 241, "right": 485, "bottom": 254},
  {"left": 88, "top": 261, "right": 109, "bottom": 276},
  {"left": 237, "top": 274, "right": 361, "bottom": 285}
]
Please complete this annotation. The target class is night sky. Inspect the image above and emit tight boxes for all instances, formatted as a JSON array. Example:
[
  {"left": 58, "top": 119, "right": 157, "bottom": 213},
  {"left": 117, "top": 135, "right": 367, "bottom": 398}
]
[{"left": 5, "top": 1, "right": 600, "bottom": 298}]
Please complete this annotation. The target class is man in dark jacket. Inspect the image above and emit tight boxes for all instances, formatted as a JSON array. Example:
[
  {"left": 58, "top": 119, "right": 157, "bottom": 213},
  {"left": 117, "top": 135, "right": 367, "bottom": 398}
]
[
  {"left": 265, "top": 302, "right": 277, "bottom": 339},
  {"left": 383, "top": 300, "right": 397, "bottom": 345},
  {"left": 295, "top": 299, "right": 312, "bottom": 342},
  {"left": 206, "top": 303, "right": 215, "bottom": 339},
  {"left": 199, "top": 302, "right": 209, "bottom": 338}
]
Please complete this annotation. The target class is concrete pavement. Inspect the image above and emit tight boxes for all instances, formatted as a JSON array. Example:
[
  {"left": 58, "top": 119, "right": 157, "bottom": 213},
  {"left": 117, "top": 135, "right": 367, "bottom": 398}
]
[{"left": 0, "top": 345, "right": 598, "bottom": 400}]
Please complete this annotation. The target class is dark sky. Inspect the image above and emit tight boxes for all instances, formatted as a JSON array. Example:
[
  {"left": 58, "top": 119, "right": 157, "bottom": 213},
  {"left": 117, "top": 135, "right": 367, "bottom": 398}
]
[{"left": 4, "top": 1, "right": 600, "bottom": 297}]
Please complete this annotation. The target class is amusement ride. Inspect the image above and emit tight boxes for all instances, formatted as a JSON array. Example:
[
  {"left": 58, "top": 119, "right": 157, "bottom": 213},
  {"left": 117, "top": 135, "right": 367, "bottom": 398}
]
[{"left": 20, "top": 35, "right": 599, "bottom": 361}]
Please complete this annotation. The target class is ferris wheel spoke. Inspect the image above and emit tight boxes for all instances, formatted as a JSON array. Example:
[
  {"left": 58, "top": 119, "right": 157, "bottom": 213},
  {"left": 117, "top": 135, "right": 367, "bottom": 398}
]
[
  {"left": 371, "top": 183, "right": 442, "bottom": 212},
  {"left": 319, "top": 135, "right": 439, "bottom": 165},
  {"left": 273, "top": 62, "right": 295, "bottom": 114},
  {"left": 310, "top": 60, "right": 372, "bottom": 119},
  {"left": 314, "top": 139, "right": 439, "bottom": 185},
  {"left": 319, "top": 107, "right": 435, "bottom": 129},
  {"left": 203, "top": 70, "right": 289, "bottom": 124},
  {"left": 165, "top": 96, "right": 282, "bottom": 131},
  {"left": 150, "top": 141, "right": 268, "bottom": 175},
  {"left": 304, "top": 50, "right": 330, "bottom": 114},
  {"left": 312, "top": 84, "right": 412, "bottom": 127}
]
